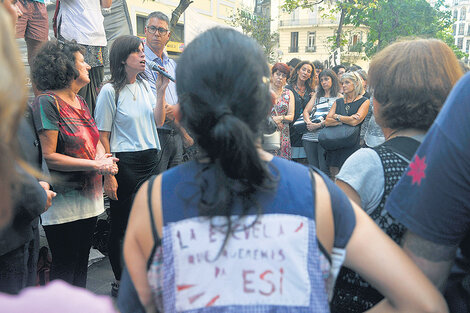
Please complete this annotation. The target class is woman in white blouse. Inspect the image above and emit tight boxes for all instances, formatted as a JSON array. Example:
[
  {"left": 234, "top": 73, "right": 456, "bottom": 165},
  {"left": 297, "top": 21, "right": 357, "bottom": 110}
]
[{"left": 94, "top": 35, "right": 167, "bottom": 296}]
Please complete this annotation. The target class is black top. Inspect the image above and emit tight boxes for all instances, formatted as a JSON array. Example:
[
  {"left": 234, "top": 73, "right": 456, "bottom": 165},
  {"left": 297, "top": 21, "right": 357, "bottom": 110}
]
[
  {"left": 335, "top": 96, "right": 368, "bottom": 117},
  {"left": 285, "top": 83, "right": 313, "bottom": 147}
]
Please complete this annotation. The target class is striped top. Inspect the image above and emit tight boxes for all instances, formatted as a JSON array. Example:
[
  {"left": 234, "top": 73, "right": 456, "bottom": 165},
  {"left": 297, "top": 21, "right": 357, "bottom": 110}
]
[{"left": 302, "top": 96, "right": 338, "bottom": 142}]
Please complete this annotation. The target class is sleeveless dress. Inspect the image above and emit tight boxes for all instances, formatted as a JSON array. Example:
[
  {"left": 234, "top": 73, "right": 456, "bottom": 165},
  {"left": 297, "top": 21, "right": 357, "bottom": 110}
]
[
  {"left": 271, "top": 89, "right": 292, "bottom": 159},
  {"left": 144, "top": 157, "right": 357, "bottom": 312}
]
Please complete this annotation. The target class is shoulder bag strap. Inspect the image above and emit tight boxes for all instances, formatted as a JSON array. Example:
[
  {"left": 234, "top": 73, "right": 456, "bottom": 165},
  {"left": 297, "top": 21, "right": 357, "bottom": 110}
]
[
  {"left": 381, "top": 136, "right": 420, "bottom": 163},
  {"left": 38, "top": 93, "right": 60, "bottom": 113}
]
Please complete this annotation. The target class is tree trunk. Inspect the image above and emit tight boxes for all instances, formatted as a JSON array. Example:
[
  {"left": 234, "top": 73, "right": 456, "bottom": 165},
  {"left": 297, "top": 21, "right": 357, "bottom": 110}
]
[
  {"left": 336, "top": 5, "right": 346, "bottom": 49},
  {"left": 170, "top": 0, "right": 193, "bottom": 42}
]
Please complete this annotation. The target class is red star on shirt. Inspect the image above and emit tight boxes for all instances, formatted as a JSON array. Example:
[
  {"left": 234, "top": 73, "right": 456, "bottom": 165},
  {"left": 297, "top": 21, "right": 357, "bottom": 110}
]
[{"left": 407, "top": 155, "right": 427, "bottom": 186}]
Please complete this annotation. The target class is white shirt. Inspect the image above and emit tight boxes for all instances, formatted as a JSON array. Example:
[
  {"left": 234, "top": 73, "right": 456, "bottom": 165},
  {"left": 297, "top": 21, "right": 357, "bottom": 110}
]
[
  {"left": 94, "top": 81, "right": 161, "bottom": 153},
  {"left": 336, "top": 148, "right": 384, "bottom": 214},
  {"left": 59, "top": 0, "right": 107, "bottom": 46}
]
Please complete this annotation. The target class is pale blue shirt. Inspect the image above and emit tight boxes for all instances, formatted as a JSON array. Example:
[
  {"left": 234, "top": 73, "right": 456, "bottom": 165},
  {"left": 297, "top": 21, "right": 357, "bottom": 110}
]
[
  {"left": 94, "top": 80, "right": 161, "bottom": 153},
  {"left": 143, "top": 44, "right": 178, "bottom": 105}
]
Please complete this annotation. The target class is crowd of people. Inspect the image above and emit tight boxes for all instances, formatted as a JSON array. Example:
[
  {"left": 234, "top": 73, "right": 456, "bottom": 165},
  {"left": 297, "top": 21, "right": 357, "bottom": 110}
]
[{"left": 1, "top": 0, "right": 470, "bottom": 312}]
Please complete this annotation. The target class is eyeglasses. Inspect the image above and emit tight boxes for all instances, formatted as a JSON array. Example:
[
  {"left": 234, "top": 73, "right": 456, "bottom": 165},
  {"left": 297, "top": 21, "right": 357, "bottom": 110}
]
[{"left": 146, "top": 26, "right": 169, "bottom": 35}]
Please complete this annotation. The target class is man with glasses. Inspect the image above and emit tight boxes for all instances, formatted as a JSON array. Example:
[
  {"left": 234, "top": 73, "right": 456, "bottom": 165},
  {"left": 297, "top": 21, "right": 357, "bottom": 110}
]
[{"left": 144, "top": 11, "right": 191, "bottom": 172}]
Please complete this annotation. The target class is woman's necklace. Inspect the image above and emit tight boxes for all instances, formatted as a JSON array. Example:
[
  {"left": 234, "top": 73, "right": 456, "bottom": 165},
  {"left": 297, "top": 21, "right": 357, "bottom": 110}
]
[
  {"left": 344, "top": 94, "right": 361, "bottom": 114},
  {"left": 294, "top": 83, "right": 306, "bottom": 96},
  {"left": 126, "top": 83, "right": 137, "bottom": 101}
]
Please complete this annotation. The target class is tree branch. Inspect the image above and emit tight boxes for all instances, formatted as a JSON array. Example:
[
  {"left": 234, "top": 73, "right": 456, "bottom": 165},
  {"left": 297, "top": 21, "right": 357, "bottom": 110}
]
[{"left": 170, "top": 0, "right": 193, "bottom": 41}]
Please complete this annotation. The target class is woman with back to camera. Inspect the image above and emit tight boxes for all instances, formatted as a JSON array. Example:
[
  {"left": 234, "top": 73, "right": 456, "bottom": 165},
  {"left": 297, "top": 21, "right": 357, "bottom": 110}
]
[
  {"left": 302, "top": 69, "right": 342, "bottom": 173},
  {"left": 331, "top": 38, "right": 464, "bottom": 313},
  {"left": 285, "top": 61, "right": 315, "bottom": 162},
  {"left": 31, "top": 39, "right": 118, "bottom": 287},
  {"left": 269, "top": 62, "right": 294, "bottom": 159},
  {"left": 94, "top": 35, "right": 167, "bottom": 296},
  {"left": 324, "top": 72, "right": 370, "bottom": 178},
  {"left": 120, "top": 28, "right": 447, "bottom": 313}
]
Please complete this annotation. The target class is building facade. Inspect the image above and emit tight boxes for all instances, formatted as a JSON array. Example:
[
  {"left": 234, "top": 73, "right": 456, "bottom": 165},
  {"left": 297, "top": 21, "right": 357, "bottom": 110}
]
[
  {"left": 126, "top": 0, "right": 254, "bottom": 55},
  {"left": 272, "top": 0, "right": 369, "bottom": 68},
  {"left": 450, "top": 0, "right": 470, "bottom": 63}
]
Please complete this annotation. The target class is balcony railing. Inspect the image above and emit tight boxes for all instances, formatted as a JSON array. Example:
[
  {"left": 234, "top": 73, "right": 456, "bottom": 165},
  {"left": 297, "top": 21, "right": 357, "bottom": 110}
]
[
  {"left": 289, "top": 46, "right": 299, "bottom": 53},
  {"left": 348, "top": 43, "right": 362, "bottom": 52},
  {"left": 305, "top": 46, "right": 316, "bottom": 52},
  {"left": 279, "top": 18, "right": 328, "bottom": 27}
]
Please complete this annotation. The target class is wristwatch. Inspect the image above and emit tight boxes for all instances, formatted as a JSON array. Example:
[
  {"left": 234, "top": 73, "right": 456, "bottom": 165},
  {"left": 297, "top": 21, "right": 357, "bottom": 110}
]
[{"left": 335, "top": 114, "right": 341, "bottom": 122}]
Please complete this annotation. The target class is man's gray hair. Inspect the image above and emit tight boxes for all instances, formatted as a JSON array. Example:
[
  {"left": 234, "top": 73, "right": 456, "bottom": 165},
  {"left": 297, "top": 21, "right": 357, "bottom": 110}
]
[{"left": 146, "top": 11, "right": 170, "bottom": 26}]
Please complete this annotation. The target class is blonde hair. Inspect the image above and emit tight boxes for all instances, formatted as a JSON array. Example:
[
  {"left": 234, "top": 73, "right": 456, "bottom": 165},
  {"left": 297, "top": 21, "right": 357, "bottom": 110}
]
[
  {"left": 341, "top": 72, "right": 364, "bottom": 99},
  {"left": 0, "top": 6, "right": 28, "bottom": 224}
]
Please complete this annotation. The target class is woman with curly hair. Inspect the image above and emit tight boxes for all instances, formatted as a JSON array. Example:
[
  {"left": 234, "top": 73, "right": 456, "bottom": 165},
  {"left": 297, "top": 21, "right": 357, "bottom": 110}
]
[{"left": 31, "top": 39, "right": 118, "bottom": 288}]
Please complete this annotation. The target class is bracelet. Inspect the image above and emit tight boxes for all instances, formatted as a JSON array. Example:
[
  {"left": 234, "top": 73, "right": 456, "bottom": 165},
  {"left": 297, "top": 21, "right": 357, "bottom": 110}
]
[{"left": 335, "top": 114, "right": 341, "bottom": 122}]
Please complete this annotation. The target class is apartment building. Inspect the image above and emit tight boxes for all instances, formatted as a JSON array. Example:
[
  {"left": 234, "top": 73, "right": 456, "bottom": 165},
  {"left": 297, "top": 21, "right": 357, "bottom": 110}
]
[
  {"left": 271, "top": 0, "right": 369, "bottom": 68},
  {"left": 450, "top": 0, "right": 470, "bottom": 63}
]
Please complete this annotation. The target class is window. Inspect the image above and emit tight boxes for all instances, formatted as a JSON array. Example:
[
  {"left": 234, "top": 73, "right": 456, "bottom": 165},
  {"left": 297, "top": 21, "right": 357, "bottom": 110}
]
[
  {"left": 453, "top": 24, "right": 457, "bottom": 36},
  {"left": 136, "top": 15, "right": 147, "bottom": 37},
  {"left": 352, "top": 34, "right": 359, "bottom": 45},
  {"left": 459, "top": 23, "right": 465, "bottom": 35},
  {"left": 306, "top": 32, "right": 316, "bottom": 52},
  {"left": 460, "top": 7, "right": 466, "bottom": 21},
  {"left": 290, "top": 32, "right": 298, "bottom": 53},
  {"left": 170, "top": 24, "right": 184, "bottom": 42},
  {"left": 307, "top": 32, "right": 316, "bottom": 48},
  {"left": 349, "top": 33, "right": 362, "bottom": 52},
  {"left": 457, "top": 37, "right": 464, "bottom": 49},
  {"left": 466, "top": 40, "right": 470, "bottom": 53},
  {"left": 468, "top": 24, "right": 470, "bottom": 35},
  {"left": 453, "top": 9, "right": 458, "bottom": 20}
]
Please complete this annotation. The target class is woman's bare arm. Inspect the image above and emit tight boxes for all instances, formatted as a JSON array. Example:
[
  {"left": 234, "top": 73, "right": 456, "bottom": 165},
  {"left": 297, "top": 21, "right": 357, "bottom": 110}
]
[
  {"left": 283, "top": 89, "right": 295, "bottom": 122},
  {"left": 325, "top": 101, "right": 342, "bottom": 127},
  {"left": 336, "top": 99, "right": 370, "bottom": 126},
  {"left": 336, "top": 179, "right": 361, "bottom": 207},
  {"left": 39, "top": 130, "right": 117, "bottom": 172},
  {"left": 124, "top": 176, "right": 163, "bottom": 313},
  {"left": 346, "top": 203, "right": 448, "bottom": 313},
  {"left": 315, "top": 171, "right": 447, "bottom": 313}
]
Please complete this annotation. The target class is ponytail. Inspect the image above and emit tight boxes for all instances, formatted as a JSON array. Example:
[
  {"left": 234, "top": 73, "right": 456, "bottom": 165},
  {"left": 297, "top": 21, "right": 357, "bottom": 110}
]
[{"left": 176, "top": 28, "right": 278, "bottom": 254}]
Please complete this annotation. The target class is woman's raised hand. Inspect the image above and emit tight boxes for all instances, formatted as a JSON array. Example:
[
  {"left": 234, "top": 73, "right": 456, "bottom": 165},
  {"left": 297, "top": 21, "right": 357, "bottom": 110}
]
[{"left": 155, "top": 66, "right": 170, "bottom": 92}]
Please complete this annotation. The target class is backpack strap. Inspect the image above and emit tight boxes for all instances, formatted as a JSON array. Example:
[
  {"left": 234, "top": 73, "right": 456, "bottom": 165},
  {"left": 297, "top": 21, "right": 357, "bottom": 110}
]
[
  {"left": 147, "top": 175, "right": 161, "bottom": 246},
  {"left": 380, "top": 136, "right": 420, "bottom": 163},
  {"left": 39, "top": 93, "right": 60, "bottom": 112}
]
